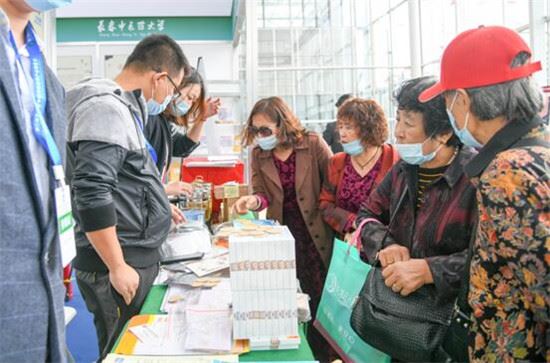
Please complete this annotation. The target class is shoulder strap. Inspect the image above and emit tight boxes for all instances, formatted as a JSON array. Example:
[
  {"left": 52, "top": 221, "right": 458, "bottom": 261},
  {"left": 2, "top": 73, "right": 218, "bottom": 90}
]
[
  {"left": 455, "top": 220, "right": 477, "bottom": 319},
  {"left": 511, "top": 137, "right": 550, "bottom": 149},
  {"left": 373, "top": 185, "right": 409, "bottom": 264}
]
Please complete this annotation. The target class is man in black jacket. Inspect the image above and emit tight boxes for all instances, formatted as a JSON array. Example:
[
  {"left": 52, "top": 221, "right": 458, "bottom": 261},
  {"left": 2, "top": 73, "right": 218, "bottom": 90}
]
[
  {"left": 323, "top": 93, "right": 352, "bottom": 153},
  {"left": 66, "top": 34, "right": 189, "bottom": 357}
]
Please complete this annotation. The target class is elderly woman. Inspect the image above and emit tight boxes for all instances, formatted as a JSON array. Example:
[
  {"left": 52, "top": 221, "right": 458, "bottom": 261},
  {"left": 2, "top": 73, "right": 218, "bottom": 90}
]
[
  {"left": 320, "top": 98, "right": 399, "bottom": 239},
  {"left": 232, "top": 96, "right": 335, "bottom": 361},
  {"left": 420, "top": 26, "right": 549, "bottom": 362},
  {"left": 355, "top": 76, "right": 478, "bottom": 360}
]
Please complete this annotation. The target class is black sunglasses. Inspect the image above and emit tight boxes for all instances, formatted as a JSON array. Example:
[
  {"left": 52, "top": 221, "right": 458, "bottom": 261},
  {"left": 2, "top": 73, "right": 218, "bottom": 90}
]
[{"left": 248, "top": 125, "right": 274, "bottom": 137}]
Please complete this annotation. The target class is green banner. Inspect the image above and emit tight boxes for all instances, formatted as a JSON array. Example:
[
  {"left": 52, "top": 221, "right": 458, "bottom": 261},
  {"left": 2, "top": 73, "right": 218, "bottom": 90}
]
[{"left": 57, "top": 17, "right": 233, "bottom": 42}]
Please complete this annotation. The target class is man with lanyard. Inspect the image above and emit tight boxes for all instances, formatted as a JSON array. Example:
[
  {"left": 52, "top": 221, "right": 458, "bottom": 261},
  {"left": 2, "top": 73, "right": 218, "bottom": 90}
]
[
  {"left": 0, "top": 0, "right": 73, "bottom": 362},
  {"left": 65, "top": 34, "right": 188, "bottom": 359}
]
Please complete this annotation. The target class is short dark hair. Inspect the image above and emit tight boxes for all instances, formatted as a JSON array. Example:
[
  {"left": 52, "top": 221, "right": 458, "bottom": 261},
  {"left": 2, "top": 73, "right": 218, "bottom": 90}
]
[
  {"left": 394, "top": 76, "right": 460, "bottom": 147},
  {"left": 335, "top": 94, "right": 353, "bottom": 108},
  {"left": 124, "top": 34, "right": 190, "bottom": 78},
  {"left": 337, "top": 98, "right": 388, "bottom": 146}
]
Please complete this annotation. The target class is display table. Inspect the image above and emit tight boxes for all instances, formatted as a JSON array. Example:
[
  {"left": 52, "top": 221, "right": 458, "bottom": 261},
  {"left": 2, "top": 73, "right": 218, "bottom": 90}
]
[{"left": 112, "top": 284, "right": 315, "bottom": 362}]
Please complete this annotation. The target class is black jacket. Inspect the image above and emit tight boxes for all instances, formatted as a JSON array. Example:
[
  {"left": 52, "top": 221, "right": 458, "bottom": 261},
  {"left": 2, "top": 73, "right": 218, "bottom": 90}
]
[
  {"left": 145, "top": 114, "right": 200, "bottom": 175},
  {"left": 66, "top": 78, "right": 171, "bottom": 272},
  {"left": 322, "top": 121, "right": 343, "bottom": 153}
]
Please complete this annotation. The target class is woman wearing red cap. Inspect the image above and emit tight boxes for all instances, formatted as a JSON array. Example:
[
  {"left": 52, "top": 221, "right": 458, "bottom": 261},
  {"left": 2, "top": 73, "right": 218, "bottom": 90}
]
[{"left": 421, "top": 25, "right": 549, "bottom": 363}]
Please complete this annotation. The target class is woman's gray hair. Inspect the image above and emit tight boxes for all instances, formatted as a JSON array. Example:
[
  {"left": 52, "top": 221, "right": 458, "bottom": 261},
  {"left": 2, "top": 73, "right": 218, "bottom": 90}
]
[{"left": 459, "top": 52, "right": 543, "bottom": 122}]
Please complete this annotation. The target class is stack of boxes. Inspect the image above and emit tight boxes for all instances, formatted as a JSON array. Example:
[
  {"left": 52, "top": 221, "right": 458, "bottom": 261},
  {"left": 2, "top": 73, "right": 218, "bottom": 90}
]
[{"left": 229, "top": 226, "right": 300, "bottom": 350}]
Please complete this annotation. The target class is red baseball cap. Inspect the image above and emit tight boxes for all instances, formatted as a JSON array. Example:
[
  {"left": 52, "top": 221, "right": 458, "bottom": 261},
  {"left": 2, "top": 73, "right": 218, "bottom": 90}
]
[{"left": 419, "top": 25, "right": 542, "bottom": 102}]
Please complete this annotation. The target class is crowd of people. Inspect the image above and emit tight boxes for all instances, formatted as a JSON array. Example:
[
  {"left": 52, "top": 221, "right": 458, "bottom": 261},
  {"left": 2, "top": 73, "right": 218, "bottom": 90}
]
[{"left": 0, "top": 0, "right": 548, "bottom": 362}]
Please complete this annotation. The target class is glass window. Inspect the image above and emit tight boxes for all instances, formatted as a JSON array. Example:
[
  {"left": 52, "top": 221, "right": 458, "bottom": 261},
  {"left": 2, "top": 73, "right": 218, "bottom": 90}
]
[
  {"left": 258, "top": 29, "right": 274, "bottom": 67},
  {"left": 419, "top": 0, "right": 457, "bottom": 66},
  {"left": 390, "top": 2, "right": 410, "bottom": 67}
]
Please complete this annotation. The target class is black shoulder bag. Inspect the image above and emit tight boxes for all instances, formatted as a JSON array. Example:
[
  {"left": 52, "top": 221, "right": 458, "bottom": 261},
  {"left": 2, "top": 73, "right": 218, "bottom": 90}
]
[
  {"left": 350, "top": 185, "right": 455, "bottom": 362},
  {"left": 440, "top": 221, "right": 476, "bottom": 362}
]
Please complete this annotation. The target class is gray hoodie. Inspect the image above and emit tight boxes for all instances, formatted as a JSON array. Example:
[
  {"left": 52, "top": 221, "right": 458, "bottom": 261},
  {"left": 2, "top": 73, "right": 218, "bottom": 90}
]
[{"left": 65, "top": 78, "right": 171, "bottom": 272}]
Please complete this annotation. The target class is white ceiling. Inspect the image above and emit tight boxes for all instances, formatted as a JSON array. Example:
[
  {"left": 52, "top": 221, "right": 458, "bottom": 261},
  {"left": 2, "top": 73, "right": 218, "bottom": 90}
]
[{"left": 57, "top": 0, "right": 235, "bottom": 18}]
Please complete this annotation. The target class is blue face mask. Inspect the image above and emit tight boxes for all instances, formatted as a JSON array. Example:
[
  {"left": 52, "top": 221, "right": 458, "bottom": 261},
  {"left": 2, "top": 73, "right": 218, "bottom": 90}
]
[
  {"left": 147, "top": 95, "right": 171, "bottom": 116},
  {"left": 172, "top": 100, "right": 191, "bottom": 117},
  {"left": 395, "top": 139, "right": 441, "bottom": 165},
  {"left": 342, "top": 139, "right": 364, "bottom": 156},
  {"left": 25, "top": 0, "right": 72, "bottom": 11},
  {"left": 446, "top": 93, "right": 483, "bottom": 149},
  {"left": 256, "top": 135, "right": 278, "bottom": 151}
]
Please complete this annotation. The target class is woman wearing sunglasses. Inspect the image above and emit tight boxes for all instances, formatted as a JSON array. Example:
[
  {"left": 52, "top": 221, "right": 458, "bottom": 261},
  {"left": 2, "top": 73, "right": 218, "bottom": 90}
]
[
  {"left": 145, "top": 67, "right": 221, "bottom": 197},
  {"left": 233, "top": 96, "right": 335, "bottom": 361}
]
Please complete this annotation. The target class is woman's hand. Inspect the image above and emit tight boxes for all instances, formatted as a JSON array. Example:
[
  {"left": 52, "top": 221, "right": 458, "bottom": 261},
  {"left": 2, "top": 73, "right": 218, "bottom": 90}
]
[
  {"left": 164, "top": 181, "right": 193, "bottom": 197},
  {"left": 204, "top": 97, "right": 221, "bottom": 119},
  {"left": 377, "top": 243, "right": 410, "bottom": 267},
  {"left": 232, "top": 195, "right": 260, "bottom": 214},
  {"left": 381, "top": 258, "right": 433, "bottom": 296}
]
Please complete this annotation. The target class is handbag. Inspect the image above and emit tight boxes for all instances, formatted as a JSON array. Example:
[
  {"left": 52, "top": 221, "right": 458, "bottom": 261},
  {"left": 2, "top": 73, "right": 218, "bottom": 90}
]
[
  {"left": 350, "top": 186, "right": 454, "bottom": 362},
  {"left": 440, "top": 222, "right": 476, "bottom": 362},
  {"left": 314, "top": 239, "right": 390, "bottom": 363}
]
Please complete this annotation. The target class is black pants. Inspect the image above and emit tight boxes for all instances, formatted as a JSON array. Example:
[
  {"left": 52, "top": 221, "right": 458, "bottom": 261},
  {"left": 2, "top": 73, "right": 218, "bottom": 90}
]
[{"left": 75, "top": 264, "right": 159, "bottom": 360}]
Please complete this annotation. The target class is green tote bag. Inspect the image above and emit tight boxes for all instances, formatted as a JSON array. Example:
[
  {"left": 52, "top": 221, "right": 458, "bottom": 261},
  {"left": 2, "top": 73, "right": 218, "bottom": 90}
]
[{"left": 314, "top": 238, "right": 390, "bottom": 363}]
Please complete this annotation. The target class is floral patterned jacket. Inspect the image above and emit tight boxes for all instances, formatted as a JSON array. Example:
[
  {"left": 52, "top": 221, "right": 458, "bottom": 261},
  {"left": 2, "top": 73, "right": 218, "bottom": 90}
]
[{"left": 464, "top": 116, "right": 549, "bottom": 363}]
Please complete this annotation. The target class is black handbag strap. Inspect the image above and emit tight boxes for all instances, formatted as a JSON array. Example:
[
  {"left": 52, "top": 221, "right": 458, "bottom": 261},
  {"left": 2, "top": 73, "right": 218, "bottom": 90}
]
[
  {"left": 454, "top": 221, "right": 476, "bottom": 321},
  {"left": 374, "top": 185, "right": 409, "bottom": 264}
]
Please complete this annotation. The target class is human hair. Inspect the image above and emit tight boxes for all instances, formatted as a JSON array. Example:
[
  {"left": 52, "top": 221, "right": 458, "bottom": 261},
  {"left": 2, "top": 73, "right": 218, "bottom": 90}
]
[
  {"left": 242, "top": 96, "right": 307, "bottom": 147},
  {"left": 337, "top": 98, "right": 388, "bottom": 146},
  {"left": 455, "top": 52, "right": 543, "bottom": 123},
  {"left": 395, "top": 76, "right": 460, "bottom": 147},
  {"left": 124, "top": 34, "right": 190, "bottom": 79},
  {"left": 164, "top": 67, "right": 207, "bottom": 127},
  {"left": 335, "top": 94, "right": 353, "bottom": 108}
]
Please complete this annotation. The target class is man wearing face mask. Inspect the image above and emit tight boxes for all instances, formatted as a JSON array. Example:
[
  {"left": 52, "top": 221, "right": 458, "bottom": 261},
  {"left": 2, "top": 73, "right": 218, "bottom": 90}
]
[
  {"left": 0, "top": 0, "right": 73, "bottom": 362},
  {"left": 419, "top": 26, "right": 549, "bottom": 362},
  {"left": 65, "top": 34, "right": 189, "bottom": 357},
  {"left": 144, "top": 67, "right": 221, "bottom": 197}
]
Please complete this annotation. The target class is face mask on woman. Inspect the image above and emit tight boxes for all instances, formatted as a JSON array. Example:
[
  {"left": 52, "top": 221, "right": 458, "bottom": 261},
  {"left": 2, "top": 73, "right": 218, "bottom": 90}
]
[
  {"left": 342, "top": 139, "right": 364, "bottom": 156},
  {"left": 395, "top": 138, "right": 441, "bottom": 165},
  {"left": 256, "top": 134, "right": 278, "bottom": 151},
  {"left": 172, "top": 100, "right": 191, "bottom": 117},
  {"left": 446, "top": 93, "right": 483, "bottom": 149}
]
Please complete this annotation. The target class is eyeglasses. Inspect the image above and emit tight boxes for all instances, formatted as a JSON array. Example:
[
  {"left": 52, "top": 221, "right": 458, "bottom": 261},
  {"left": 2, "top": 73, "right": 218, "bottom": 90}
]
[
  {"left": 165, "top": 74, "right": 182, "bottom": 102},
  {"left": 248, "top": 125, "right": 274, "bottom": 137}
]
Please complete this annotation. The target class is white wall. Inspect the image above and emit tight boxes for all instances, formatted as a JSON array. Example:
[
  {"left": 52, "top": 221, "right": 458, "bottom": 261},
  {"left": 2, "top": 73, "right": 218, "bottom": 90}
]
[{"left": 56, "top": 40, "right": 236, "bottom": 89}]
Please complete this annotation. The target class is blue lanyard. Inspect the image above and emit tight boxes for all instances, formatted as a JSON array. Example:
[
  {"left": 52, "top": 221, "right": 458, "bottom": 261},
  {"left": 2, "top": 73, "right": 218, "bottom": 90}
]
[
  {"left": 9, "top": 25, "right": 62, "bottom": 170},
  {"left": 131, "top": 113, "right": 158, "bottom": 164}
]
